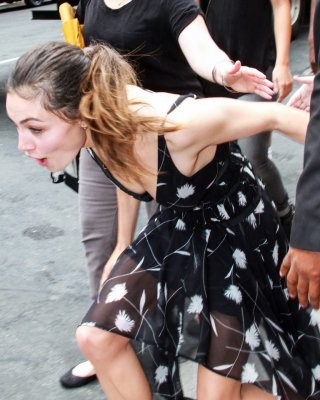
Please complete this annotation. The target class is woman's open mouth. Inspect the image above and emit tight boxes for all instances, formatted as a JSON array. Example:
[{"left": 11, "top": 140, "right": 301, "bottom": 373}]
[{"left": 34, "top": 157, "right": 48, "bottom": 168}]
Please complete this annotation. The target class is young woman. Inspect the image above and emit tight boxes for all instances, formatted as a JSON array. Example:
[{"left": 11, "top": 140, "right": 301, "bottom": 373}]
[
  {"left": 67, "top": 0, "right": 275, "bottom": 384},
  {"left": 6, "top": 41, "right": 320, "bottom": 400}
]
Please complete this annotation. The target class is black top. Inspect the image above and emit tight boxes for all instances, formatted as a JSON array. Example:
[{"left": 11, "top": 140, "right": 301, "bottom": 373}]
[
  {"left": 200, "top": 0, "right": 276, "bottom": 97},
  {"left": 76, "top": 0, "right": 204, "bottom": 96}
]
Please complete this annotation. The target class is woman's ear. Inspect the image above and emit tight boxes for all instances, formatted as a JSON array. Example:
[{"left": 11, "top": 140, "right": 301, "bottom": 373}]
[{"left": 79, "top": 121, "right": 87, "bottom": 130}]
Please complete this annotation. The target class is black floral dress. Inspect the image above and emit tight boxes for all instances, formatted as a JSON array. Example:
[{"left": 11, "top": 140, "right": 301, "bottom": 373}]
[{"left": 81, "top": 95, "right": 320, "bottom": 399}]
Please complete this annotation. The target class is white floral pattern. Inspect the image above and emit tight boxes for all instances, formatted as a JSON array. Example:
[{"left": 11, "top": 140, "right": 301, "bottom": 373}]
[
  {"left": 224, "top": 284, "right": 242, "bottom": 304},
  {"left": 265, "top": 340, "right": 280, "bottom": 361},
  {"left": 114, "top": 310, "right": 135, "bottom": 332},
  {"left": 155, "top": 365, "right": 169, "bottom": 385},
  {"left": 242, "top": 363, "right": 259, "bottom": 383},
  {"left": 175, "top": 219, "right": 186, "bottom": 231},
  {"left": 105, "top": 283, "right": 128, "bottom": 303},
  {"left": 233, "top": 248, "right": 247, "bottom": 269},
  {"left": 245, "top": 324, "right": 260, "bottom": 350},
  {"left": 176, "top": 183, "right": 195, "bottom": 199},
  {"left": 187, "top": 294, "right": 203, "bottom": 314},
  {"left": 83, "top": 104, "right": 320, "bottom": 400}
]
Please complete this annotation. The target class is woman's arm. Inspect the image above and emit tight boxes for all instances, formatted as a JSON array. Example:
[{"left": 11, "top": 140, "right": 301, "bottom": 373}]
[
  {"left": 178, "top": 15, "right": 274, "bottom": 99},
  {"left": 270, "top": 0, "right": 293, "bottom": 102},
  {"left": 167, "top": 97, "right": 309, "bottom": 155},
  {"left": 99, "top": 188, "right": 140, "bottom": 288}
]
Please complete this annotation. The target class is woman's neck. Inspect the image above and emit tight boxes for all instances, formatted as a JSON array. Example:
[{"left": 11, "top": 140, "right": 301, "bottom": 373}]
[{"left": 104, "top": 0, "right": 133, "bottom": 10}]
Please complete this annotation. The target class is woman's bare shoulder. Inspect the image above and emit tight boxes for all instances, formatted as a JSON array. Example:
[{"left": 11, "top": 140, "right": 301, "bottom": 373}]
[{"left": 127, "top": 86, "right": 182, "bottom": 117}]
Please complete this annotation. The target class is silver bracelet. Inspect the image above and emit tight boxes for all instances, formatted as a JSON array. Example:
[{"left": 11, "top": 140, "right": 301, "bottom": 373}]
[{"left": 211, "top": 59, "right": 234, "bottom": 84}]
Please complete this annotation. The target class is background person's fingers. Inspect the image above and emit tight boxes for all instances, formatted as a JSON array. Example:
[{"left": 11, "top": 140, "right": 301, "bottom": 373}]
[
  {"left": 280, "top": 252, "right": 291, "bottom": 277},
  {"left": 296, "top": 276, "right": 310, "bottom": 308},
  {"left": 308, "top": 280, "right": 320, "bottom": 309},
  {"left": 286, "top": 267, "right": 298, "bottom": 299}
]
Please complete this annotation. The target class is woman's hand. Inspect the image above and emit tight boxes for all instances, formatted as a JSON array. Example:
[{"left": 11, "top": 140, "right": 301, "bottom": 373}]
[
  {"left": 220, "top": 60, "right": 274, "bottom": 100},
  {"left": 287, "top": 75, "right": 315, "bottom": 111},
  {"left": 99, "top": 244, "right": 128, "bottom": 289}
]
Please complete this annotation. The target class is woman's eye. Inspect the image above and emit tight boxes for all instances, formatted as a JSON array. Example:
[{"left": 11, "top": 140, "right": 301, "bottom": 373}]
[{"left": 29, "top": 127, "right": 43, "bottom": 134}]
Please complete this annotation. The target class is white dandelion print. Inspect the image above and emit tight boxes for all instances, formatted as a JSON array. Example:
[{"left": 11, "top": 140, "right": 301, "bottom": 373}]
[
  {"left": 217, "top": 204, "right": 230, "bottom": 220},
  {"left": 310, "top": 309, "right": 320, "bottom": 327},
  {"left": 105, "top": 283, "right": 128, "bottom": 303},
  {"left": 272, "top": 242, "right": 279, "bottom": 265},
  {"left": 247, "top": 213, "right": 257, "bottom": 229},
  {"left": 224, "top": 285, "right": 242, "bottom": 304},
  {"left": 238, "top": 191, "right": 247, "bottom": 206},
  {"left": 312, "top": 365, "right": 320, "bottom": 381},
  {"left": 265, "top": 340, "right": 280, "bottom": 361},
  {"left": 155, "top": 365, "right": 168, "bottom": 385},
  {"left": 233, "top": 248, "right": 247, "bottom": 269},
  {"left": 114, "top": 310, "right": 135, "bottom": 332},
  {"left": 244, "top": 166, "right": 255, "bottom": 180},
  {"left": 187, "top": 295, "right": 203, "bottom": 314},
  {"left": 255, "top": 200, "right": 265, "bottom": 214},
  {"left": 175, "top": 219, "right": 186, "bottom": 231},
  {"left": 176, "top": 183, "right": 195, "bottom": 199},
  {"left": 245, "top": 324, "right": 260, "bottom": 350},
  {"left": 241, "top": 363, "right": 259, "bottom": 383}
]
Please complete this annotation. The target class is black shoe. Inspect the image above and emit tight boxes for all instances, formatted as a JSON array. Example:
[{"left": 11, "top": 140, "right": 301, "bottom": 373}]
[
  {"left": 60, "top": 366, "right": 97, "bottom": 389},
  {"left": 279, "top": 203, "right": 295, "bottom": 241}
]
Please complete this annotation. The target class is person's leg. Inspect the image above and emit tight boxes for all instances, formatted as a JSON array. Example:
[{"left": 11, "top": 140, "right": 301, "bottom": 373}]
[
  {"left": 237, "top": 93, "right": 294, "bottom": 238},
  {"left": 77, "top": 326, "right": 152, "bottom": 400},
  {"left": 197, "top": 365, "right": 277, "bottom": 400},
  {"left": 79, "top": 148, "right": 118, "bottom": 299},
  {"left": 60, "top": 149, "right": 118, "bottom": 387}
]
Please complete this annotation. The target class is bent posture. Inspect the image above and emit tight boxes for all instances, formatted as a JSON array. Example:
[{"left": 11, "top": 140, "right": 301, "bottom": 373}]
[{"left": 6, "top": 41, "right": 320, "bottom": 400}]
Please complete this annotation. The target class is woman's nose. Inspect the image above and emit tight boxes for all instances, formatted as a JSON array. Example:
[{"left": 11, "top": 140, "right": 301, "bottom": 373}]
[{"left": 17, "top": 131, "right": 35, "bottom": 152}]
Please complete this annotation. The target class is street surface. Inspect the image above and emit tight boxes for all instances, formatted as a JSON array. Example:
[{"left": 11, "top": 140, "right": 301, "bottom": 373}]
[{"left": 0, "top": 3, "right": 313, "bottom": 399}]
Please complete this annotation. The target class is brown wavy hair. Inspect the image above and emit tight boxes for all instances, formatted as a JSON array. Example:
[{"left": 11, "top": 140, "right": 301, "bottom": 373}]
[{"left": 6, "top": 41, "right": 177, "bottom": 181}]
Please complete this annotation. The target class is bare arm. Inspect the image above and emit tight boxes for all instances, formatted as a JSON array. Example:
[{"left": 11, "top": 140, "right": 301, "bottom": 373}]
[
  {"left": 270, "top": 0, "right": 293, "bottom": 102},
  {"left": 167, "top": 97, "right": 308, "bottom": 157},
  {"left": 178, "top": 15, "right": 274, "bottom": 99},
  {"left": 99, "top": 188, "right": 140, "bottom": 287}
]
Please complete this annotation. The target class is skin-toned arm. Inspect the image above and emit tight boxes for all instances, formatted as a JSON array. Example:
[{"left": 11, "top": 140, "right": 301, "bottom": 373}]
[
  {"left": 178, "top": 15, "right": 274, "bottom": 99},
  {"left": 166, "top": 97, "right": 308, "bottom": 159},
  {"left": 99, "top": 188, "right": 140, "bottom": 288},
  {"left": 270, "top": 0, "right": 293, "bottom": 102}
]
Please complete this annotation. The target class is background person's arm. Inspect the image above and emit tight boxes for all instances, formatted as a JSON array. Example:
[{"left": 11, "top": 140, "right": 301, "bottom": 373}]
[
  {"left": 178, "top": 15, "right": 274, "bottom": 99},
  {"left": 270, "top": 0, "right": 293, "bottom": 102},
  {"left": 280, "top": 70, "right": 320, "bottom": 308}
]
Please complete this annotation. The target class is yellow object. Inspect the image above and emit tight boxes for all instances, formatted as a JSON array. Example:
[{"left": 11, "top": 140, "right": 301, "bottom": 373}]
[{"left": 59, "top": 2, "right": 85, "bottom": 48}]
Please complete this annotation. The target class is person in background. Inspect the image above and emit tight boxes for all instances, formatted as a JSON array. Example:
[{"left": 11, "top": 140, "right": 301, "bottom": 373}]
[
  {"left": 61, "top": 0, "right": 275, "bottom": 388},
  {"left": 6, "top": 40, "right": 320, "bottom": 400},
  {"left": 198, "top": 0, "right": 294, "bottom": 238},
  {"left": 280, "top": 0, "right": 320, "bottom": 311}
]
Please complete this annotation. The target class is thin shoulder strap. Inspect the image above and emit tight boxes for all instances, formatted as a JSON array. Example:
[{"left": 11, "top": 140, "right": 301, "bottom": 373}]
[{"left": 167, "top": 93, "right": 197, "bottom": 114}]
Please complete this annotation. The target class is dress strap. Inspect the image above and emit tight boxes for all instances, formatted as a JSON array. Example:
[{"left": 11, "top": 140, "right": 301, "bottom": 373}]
[
  {"left": 159, "top": 93, "right": 197, "bottom": 154},
  {"left": 167, "top": 93, "right": 197, "bottom": 114}
]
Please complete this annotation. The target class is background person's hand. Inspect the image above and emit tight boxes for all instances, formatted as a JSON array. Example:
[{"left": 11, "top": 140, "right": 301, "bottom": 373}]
[
  {"left": 272, "top": 64, "right": 293, "bottom": 102},
  {"left": 221, "top": 60, "right": 274, "bottom": 100},
  {"left": 287, "top": 75, "right": 315, "bottom": 111},
  {"left": 280, "top": 247, "right": 320, "bottom": 309}
]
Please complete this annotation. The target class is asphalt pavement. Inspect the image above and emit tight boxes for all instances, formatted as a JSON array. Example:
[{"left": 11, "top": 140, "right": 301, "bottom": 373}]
[{"left": 0, "top": 4, "right": 313, "bottom": 399}]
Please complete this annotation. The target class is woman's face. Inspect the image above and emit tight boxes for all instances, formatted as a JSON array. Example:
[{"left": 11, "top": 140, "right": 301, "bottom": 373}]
[{"left": 6, "top": 92, "right": 86, "bottom": 172}]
